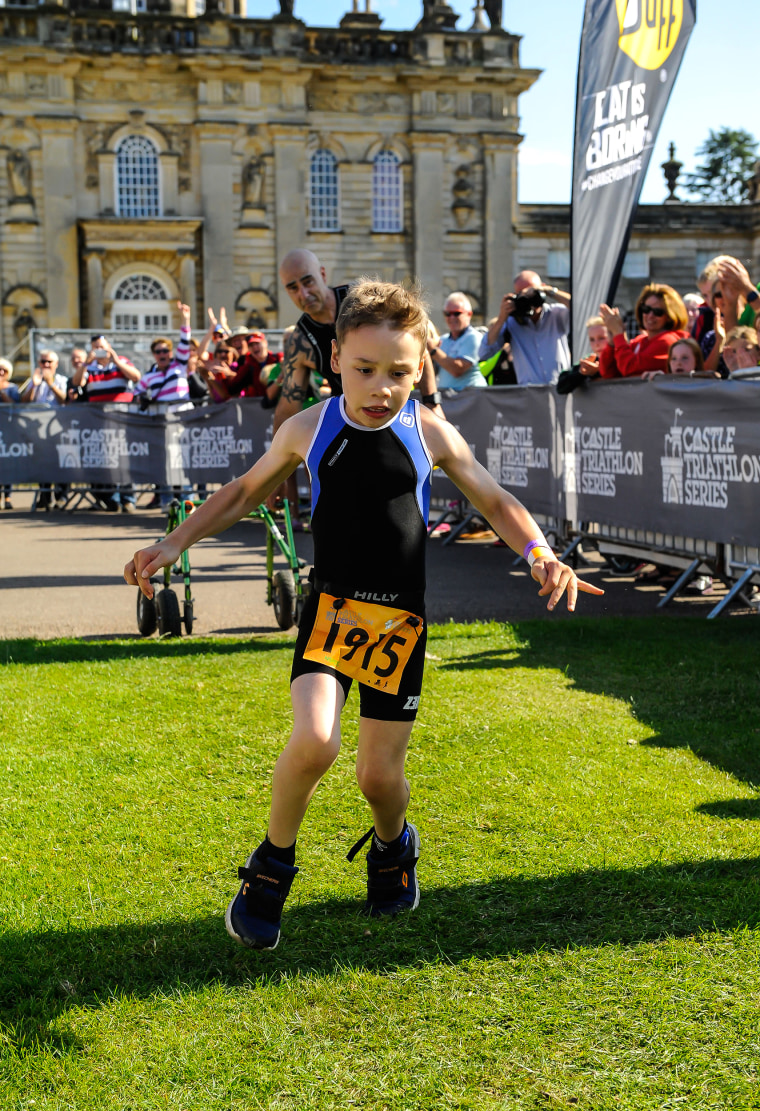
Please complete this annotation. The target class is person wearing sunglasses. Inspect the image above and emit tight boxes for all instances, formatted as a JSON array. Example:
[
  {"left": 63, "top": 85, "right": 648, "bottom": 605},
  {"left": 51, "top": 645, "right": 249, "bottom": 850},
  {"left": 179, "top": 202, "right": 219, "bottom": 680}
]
[
  {"left": 598, "top": 284, "right": 689, "bottom": 378},
  {"left": 426, "top": 293, "right": 487, "bottom": 392},
  {"left": 133, "top": 303, "right": 192, "bottom": 410}
]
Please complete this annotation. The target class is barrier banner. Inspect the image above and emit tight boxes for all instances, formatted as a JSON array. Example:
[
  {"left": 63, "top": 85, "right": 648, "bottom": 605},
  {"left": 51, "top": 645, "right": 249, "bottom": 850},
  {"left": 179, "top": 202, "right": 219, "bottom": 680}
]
[
  {"left": 443, "top": 386, "right": 562, "bottom": 518},
  {"left": 1, "top": 382, "right": 758, "bottom": 548},
  {"left": 0, "top": 400, "right": 274, "bottom": 486},
  {"left": 570, "top": 0, "right": 696, "bottom": 358},
  {"left": 565, "top": 379, "right": 760, "bottom": 546}
]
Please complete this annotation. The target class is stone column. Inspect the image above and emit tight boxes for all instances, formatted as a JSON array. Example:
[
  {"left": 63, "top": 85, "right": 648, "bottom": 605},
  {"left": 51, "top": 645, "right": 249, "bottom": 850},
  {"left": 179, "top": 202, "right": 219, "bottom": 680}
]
[
  {"left": 160, "top": 150, "right": 180, "bottom": 215},
  {"left": 409, "top": 132, "right": 446, "bottom": 299},
  {"left": 271, "top": 125, "right": 307, "bottom": 326},
  {"left": 481, "top": 133, "right": 519, "bottom": 318},
  {"left": 198, "top": 124, "right": 236, "bottom": 316},
  {"left": 178, "top": 251, "right": 197, "bottom": 323},
  {"left": 38, "top": 119, "right": 80, "bottom": 327},
  {"left": 85, "top": 251, "right": 105, "bottom": 330},
  {"left": 97, "top": 151, "right": 116, "bottom": 215}
]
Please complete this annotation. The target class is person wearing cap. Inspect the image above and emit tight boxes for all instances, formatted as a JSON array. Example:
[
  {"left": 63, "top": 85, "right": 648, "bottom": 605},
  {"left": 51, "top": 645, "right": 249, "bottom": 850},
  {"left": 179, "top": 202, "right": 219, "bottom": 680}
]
[{"left": 224, "top": 327, "right": 282, "bottom": 399}]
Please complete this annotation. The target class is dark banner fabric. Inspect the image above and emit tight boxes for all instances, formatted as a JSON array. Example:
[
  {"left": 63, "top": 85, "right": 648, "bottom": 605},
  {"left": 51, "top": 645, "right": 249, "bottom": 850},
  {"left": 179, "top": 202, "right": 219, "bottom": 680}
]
[
  {"left": 0, "top": 400, "right": 275, "bottom": 486},
  {"left": 570, "top": 0, "right": 696, "bottom": 359},
  {"left": 565, "top": 378, "right": 760, "bottom": 546},
  {"left": 1, "top": 382, "right": 758, "bottom": 547},
  {"left": 443, "top": 386, "right": 563, "bottom": 519}
]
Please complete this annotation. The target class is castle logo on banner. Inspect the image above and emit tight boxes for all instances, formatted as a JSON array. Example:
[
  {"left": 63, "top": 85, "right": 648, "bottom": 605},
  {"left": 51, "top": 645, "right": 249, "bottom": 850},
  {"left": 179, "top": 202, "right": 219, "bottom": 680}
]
[
  {"left": 486, "top": 414, "right": 549, "bottom": 489},
  {"left": 661, "top": 409, "right": 760, "bottom": 509},
  {"left": 564, "top": 417, "right": 643, "bottom": 497}
]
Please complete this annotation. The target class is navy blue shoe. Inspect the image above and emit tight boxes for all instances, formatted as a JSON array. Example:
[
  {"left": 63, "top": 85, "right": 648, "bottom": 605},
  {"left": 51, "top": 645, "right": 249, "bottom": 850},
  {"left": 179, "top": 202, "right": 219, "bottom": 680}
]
[
  {"left": 225, "top": 847, "right": 299, "bottom": 950},
  {"left": 347, "top": 823, "right": 420, "bottom": 917}
]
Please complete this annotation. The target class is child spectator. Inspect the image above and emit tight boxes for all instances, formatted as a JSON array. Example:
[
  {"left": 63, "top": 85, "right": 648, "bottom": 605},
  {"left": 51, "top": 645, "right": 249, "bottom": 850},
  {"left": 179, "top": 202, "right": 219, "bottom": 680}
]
[
  {"left": 723, "top": 326, "right": 760, "bottom": 373},
  {"left": 125, "top": 279, "right": 603, "bottom": 952}
]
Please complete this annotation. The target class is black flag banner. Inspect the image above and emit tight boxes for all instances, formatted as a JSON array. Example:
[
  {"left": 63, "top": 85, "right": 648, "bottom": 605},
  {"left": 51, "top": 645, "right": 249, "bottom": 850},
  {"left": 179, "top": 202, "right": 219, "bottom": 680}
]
[{"left": 570, "top": 0, "right": 696, "bottom": 360}]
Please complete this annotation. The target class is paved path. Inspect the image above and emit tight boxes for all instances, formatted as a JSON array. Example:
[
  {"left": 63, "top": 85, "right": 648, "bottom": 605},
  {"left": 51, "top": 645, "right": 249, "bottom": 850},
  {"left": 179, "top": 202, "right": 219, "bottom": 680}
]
[{"left": 0, "top": 490, "right": 751, "bottom": 640}]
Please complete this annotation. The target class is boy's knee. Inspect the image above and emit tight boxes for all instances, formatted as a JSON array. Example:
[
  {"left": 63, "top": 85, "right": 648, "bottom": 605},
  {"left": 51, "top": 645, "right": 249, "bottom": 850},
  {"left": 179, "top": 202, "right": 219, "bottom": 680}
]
[
  {"left": 355, "top": 764, "right": 400, "bottom": 804},
  {"left": 289, "top": 726, "right": 340, "bottom": 775}
]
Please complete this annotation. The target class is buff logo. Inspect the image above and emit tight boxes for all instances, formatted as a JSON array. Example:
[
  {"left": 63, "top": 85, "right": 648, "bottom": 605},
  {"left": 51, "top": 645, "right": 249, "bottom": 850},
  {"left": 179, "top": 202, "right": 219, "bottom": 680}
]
[{"left": 616, "top": 0, "right": 683, "bottom": 70}]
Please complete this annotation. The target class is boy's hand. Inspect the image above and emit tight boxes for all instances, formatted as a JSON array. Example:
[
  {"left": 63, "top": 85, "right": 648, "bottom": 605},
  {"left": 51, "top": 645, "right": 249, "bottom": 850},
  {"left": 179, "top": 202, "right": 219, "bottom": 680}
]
[
  {"left": 124, "top": 540, "right": 181, "bottom": 599},
  {"left": 531, "top": 557, "right": 604, "bottom": 613}
]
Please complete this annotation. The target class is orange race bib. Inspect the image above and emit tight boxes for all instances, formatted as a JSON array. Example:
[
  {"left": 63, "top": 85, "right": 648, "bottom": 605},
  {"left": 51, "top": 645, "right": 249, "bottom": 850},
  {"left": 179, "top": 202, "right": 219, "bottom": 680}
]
[{"left": 303, "top": 593, "right": 423, "bottom": 696}]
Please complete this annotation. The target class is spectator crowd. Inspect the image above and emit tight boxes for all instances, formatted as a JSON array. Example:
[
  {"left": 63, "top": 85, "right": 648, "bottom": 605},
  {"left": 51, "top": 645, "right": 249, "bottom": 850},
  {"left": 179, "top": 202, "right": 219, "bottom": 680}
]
[{"left": 0, "top": 249, "right": 758, "bottom": 516}]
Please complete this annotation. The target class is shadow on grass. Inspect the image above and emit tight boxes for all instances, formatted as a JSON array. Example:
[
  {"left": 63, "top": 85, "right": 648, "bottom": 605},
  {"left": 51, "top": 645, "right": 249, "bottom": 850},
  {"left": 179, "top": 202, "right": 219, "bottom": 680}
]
[
  {"left": 433, "top": 617, "right": 760, "bottom": 788},
  {"left": 0, "top": 637, "right": 293, "bottom": 666},
  {"left": 697, "top": 799, "right": 760, "bottom": 820},
  {"left": 2, "top": 854, "right": 759, "bottom": 1054}
]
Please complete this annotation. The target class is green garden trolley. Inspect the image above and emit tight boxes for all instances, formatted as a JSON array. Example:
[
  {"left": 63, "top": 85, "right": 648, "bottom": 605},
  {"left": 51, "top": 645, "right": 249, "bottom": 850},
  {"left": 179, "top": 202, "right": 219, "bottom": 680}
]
[{"left": 136, "top": 497, "right": 310, "bottom": 638}]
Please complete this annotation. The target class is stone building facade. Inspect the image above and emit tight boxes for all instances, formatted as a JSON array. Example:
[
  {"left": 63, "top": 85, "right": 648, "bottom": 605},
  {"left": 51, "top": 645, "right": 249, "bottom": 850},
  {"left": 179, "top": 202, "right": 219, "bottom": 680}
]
[
  {"left": 0, "top": 0, "right": 536, "bottom": 363},
  {"left": 1, "top": 1, "right": 759, "bottom": 368}
]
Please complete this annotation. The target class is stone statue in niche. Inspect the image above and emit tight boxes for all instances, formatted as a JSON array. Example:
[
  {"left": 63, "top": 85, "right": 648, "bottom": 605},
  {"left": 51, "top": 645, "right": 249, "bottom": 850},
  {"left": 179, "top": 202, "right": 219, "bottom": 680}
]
[
  {"left": 451, "top": 164, "right": 475, "bottom": 228},
  {"left": 242, "top": 157, "right": 265, "bottom": 209},
  {"left": 7, "top": 150, "right": 33, "bottom": 203},
  {"left": 13, "top": 308, "right": 35, "bottom": 344}
]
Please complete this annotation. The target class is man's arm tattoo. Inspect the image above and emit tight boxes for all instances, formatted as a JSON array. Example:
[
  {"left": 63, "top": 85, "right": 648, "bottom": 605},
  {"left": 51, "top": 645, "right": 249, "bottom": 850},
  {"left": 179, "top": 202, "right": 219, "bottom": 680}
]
[{"left": 280, "top": 328, "right": 312, "bottom": 404}]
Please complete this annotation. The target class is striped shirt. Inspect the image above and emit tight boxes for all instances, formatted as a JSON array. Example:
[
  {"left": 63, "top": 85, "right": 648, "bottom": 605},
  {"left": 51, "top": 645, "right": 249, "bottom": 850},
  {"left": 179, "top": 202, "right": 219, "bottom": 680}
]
[
  {"left": 132, "top": 327, "right": 191, "bottom": 404},
  {"left": 84, "top": 356, "right": 140, "bottom": 403}
]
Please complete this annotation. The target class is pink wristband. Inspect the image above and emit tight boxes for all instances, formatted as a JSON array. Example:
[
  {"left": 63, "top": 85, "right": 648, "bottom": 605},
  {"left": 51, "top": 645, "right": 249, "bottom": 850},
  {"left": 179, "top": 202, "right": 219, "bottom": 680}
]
[{"left": 523, "top": 538, "right": 548, "bottom": 561}]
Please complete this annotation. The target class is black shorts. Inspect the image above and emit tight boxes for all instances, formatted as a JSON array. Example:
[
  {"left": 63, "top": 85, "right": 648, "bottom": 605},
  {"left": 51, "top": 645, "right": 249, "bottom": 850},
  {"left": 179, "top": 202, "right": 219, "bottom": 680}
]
[{"left": 290, "top": 590, "right": 427, "bottom": 722}]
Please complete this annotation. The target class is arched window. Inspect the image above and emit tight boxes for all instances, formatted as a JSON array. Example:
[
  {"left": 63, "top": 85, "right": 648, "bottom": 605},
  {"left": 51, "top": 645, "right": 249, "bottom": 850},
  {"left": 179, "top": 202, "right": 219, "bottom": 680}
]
[
  {"left": 372, "top": 150, "right": 402, "bottom": 233},
  {"left": 111, "top": 273, "right": 171, "bottom": 332},
  {"left": 309, "top": 149, "right": 340, "bottom": 232},
  {"left": 116, "top": 135, "right": 160, "bottom": 218}
]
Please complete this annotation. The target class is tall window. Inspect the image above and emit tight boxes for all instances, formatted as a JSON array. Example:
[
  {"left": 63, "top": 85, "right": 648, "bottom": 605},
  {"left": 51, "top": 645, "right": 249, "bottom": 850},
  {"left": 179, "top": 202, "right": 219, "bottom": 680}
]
[
  {"left": 309, "top": 149, "right": 340, "bottom": 232},
  {"left": 116, "top": 135, "right": 160, "bottom": 218},
  {"left": 372, "top": 150, "right": 402, "bottom": 233},
  {"left": 111, "top": 274, "right": 170, "bottom": 332}
]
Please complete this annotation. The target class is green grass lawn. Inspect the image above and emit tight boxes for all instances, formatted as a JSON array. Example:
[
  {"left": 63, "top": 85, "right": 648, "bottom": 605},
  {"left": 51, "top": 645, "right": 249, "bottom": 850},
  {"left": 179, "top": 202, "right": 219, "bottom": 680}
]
[{"left": 1, "top": 618, "right": 760, "bottom": 1110}]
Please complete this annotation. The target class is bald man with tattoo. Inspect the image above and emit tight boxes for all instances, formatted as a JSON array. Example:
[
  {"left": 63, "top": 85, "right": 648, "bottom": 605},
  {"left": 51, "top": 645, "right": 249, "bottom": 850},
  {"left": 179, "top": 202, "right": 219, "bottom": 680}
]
[{"left": 275, "top": 249, "right": 443, "bottom": 435}]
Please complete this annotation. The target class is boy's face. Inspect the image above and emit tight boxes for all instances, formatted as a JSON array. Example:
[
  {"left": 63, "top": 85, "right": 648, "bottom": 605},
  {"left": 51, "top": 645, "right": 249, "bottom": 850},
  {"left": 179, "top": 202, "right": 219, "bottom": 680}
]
[{"left": 331, "top": 323, "right": 424, "bottom": 428}]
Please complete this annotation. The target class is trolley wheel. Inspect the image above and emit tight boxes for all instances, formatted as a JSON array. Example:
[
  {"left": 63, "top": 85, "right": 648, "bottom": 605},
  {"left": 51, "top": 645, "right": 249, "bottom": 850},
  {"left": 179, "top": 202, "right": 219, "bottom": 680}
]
[
  {"left": 136, "top": 588, "right": 158, "bottom": 637},
  {"left": 183, "top": 599, "right": 194, "bottom": 636},
  {"left": 156, "top": 587, "right": 182, "bottom": 638},
  {"left": 272, "top": 569, "right": 296, "bottom": 631}
]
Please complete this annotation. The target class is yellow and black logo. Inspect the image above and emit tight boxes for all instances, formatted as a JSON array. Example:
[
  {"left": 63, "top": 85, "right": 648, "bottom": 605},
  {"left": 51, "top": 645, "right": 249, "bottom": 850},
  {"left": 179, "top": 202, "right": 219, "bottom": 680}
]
[{"left": 616, "top": 0, "right": 683, "bottom": 70}]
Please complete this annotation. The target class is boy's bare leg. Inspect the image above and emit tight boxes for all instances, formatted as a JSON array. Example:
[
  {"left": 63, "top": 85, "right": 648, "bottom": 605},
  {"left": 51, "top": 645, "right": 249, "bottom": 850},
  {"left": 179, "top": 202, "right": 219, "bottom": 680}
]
[
  {"left": 355, "top": 717, "right": 414, "bottom": 841},
  {"left": 267, "top": 672, "right": 345, "bottom": 848}
]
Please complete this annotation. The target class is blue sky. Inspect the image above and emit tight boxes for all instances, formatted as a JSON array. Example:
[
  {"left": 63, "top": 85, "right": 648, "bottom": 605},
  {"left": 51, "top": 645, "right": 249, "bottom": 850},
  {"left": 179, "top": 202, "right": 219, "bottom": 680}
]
[{"left": 247, "top": 0, "right": 755, "bottom": 205}]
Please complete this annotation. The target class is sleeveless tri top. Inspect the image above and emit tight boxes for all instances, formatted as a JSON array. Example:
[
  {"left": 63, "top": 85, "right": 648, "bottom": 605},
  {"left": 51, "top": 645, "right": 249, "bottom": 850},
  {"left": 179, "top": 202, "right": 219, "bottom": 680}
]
[
  {"left": 305, "top": 396, "right": 433, "bottom": 600},
  {"left": 295, "top": 284, "right": 349, "bottom": 397}
]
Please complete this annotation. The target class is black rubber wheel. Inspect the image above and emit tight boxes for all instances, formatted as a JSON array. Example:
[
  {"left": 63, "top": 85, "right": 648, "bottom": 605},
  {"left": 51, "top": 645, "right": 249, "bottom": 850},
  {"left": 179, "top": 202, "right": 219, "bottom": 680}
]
[
  {"left": 605, "top": 555, "right": 641, "bottom": 575},
  {"left": 136, "top": 589, "right": 158, "bottom": 637},
  {"left": 183, "top": 599, "right": 194, "bottom": 636},
  {"left": 272, "top": 570, "right": 296, "bottom": 631},
  {"left": 156, "top": 588, "right": 183, "bottom": 638}
]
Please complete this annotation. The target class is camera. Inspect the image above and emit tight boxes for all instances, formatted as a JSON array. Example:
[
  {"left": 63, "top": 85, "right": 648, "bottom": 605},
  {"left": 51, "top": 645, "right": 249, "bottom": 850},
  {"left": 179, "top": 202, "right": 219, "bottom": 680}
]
[{"left": 511, "top": 287, "right": 546, "bottom": 324}]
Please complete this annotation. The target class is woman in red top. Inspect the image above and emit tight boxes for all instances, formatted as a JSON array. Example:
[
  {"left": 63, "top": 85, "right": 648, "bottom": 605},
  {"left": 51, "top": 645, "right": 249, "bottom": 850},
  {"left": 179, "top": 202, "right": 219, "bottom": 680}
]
[{"left": 598, "top": 284, "right": 689, "bottom": 378}]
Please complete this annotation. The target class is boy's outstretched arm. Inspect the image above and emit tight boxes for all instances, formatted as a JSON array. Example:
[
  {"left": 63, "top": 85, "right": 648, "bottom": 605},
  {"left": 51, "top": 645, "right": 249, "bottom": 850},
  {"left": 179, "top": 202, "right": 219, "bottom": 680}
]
[
  {"left": 124, "top": 411, "right": 311, "bottom": 599},
  {"left": 423, "top": 413, "right": 604, "bottom": 612}
]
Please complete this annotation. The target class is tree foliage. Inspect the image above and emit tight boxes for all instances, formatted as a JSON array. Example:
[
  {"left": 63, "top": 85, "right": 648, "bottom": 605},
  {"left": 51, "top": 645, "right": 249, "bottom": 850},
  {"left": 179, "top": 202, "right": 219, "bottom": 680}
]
[{"left": 682, "top": 127, "right": 758, "bottom": 204}]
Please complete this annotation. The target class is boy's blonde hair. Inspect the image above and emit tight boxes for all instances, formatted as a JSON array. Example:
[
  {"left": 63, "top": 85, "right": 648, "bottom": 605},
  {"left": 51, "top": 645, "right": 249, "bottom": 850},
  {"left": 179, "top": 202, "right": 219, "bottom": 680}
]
[{"left": 335, "top": 279, "right": 429, "bottom": 355}]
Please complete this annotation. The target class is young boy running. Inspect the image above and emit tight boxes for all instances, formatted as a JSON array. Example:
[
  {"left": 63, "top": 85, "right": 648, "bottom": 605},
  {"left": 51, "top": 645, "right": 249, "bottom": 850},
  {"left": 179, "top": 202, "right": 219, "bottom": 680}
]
[{"left": 124, "top": 281, "right": 603, "bottom": 951}]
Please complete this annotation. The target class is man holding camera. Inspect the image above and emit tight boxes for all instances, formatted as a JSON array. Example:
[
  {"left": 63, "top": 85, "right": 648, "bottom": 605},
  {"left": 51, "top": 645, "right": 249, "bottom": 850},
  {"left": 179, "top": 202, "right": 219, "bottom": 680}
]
[{"left": 478, "top": 271, "right": 571, "bottom": 386}]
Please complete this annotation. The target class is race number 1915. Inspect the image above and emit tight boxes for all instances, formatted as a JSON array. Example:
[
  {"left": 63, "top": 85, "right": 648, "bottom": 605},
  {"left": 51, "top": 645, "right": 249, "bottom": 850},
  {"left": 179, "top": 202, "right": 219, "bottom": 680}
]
[{"left": 303, "top": 593, "right": 422, "bottom": 696}]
